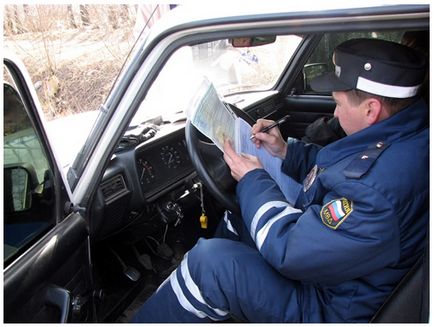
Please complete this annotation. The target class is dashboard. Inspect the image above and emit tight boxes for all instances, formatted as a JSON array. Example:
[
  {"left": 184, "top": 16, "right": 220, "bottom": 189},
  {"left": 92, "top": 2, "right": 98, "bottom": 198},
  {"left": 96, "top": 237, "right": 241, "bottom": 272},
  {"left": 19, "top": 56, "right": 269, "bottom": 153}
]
[
  {"left": 135, "top": 129, "right": 193, "bottom": 199},
  {"left": 92, "top": 123, "right": 198, "bottom": 240}
]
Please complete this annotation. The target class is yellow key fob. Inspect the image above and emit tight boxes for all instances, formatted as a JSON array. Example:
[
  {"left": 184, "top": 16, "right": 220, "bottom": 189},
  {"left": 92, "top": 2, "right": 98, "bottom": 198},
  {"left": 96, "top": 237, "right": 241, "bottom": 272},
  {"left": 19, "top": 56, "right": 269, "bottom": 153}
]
[{"left": 200, "top": 214, "right": 208, "bottom": 229}]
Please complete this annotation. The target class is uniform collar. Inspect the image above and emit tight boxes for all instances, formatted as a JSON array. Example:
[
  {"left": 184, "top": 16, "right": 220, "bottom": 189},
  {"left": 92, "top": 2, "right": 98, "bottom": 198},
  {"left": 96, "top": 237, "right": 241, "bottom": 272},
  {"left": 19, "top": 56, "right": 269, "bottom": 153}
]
[{"left": 317, "top": 99, "right": 428, "bottom": 166}]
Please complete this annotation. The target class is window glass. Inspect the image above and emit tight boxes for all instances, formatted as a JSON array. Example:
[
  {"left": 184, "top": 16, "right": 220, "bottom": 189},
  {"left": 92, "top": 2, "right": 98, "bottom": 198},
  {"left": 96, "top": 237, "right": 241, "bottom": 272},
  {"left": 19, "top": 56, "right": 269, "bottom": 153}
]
[
  {"left": 4, "top": 76, "right": 55, "bottom": 265},
  {"left": 192, "top": 35, "right": 303, "bottom": 96},
  {"left": 3, "top": 4, "right": 142, "bottom": 172},
  {"left": 130, "top": 35, "right": 303, "bottom": 127},
  {"left": 303, "top": 31, "right": 404, "bottom": 94}
]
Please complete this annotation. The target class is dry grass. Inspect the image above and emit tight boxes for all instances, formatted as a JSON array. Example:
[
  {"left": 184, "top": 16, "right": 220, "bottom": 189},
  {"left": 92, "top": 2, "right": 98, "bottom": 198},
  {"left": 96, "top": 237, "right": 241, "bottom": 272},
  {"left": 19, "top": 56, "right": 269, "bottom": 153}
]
[
  {"left": 4, "top": 4, "right": 137, "bottom": 119},
  {"left": 43, "top": 58, "right": 124, "bottom": 117}
]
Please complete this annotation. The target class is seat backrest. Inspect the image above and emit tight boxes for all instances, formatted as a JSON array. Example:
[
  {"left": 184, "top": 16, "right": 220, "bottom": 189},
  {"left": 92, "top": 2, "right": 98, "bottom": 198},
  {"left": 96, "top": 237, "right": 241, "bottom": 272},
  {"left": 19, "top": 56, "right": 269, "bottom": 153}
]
[{"left": 370, "top": 246, "right": 429, "bottom": 323}]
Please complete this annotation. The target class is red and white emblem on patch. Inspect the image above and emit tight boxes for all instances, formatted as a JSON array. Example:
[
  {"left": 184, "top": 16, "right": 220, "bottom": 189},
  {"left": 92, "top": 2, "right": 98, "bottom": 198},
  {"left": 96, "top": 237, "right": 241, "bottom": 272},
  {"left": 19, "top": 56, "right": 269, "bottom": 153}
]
[{"left": 320, "top": 198, "right": 353, "bottom": 230}]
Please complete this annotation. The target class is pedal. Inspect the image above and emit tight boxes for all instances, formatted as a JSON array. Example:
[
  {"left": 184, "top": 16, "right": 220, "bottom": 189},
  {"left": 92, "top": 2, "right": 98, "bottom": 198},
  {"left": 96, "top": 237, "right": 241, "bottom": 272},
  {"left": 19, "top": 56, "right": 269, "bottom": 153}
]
[
  {"left": 137, "top": 253, "right": 153, "bottom": 271},
  {"left": 123, "top": 266, "right": 141, "bottom": 282},
  {"left": 157, "top": 243, "right": 173, "bottom": 260},
  {"left": 132, "top": 244, "right": 154, "bottom": 271},
  {"left": 110, "top": 247, "right": 141, "bottom": 282}
]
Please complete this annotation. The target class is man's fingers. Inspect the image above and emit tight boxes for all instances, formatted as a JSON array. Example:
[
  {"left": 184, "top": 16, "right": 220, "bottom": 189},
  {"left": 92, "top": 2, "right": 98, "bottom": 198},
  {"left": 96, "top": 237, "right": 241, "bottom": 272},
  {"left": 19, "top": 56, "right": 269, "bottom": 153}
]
[
  {"left": 254, "top": 131, "right": 275, "bottom": 144},
  {"left": 223, "top": 152, "right": 231, "bottom": 164},
  {"left": 251, "top": 118, "right": 274, "bottom": 134},
  {"left": 223, "top": 139, "right": 235, "bottom": 155},
  {"left": 240, "top": 153, "right": 255, "bottom": 160},
  {"left": 223, "top": 139, "right": 237, "bottom": 166}
]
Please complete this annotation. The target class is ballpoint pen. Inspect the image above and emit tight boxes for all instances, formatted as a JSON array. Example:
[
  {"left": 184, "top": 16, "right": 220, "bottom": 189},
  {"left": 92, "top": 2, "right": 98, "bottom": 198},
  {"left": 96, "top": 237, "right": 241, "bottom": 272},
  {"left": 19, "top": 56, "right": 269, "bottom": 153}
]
[{"left": 250, "top": 114, "right": 291, "bottom": 140}]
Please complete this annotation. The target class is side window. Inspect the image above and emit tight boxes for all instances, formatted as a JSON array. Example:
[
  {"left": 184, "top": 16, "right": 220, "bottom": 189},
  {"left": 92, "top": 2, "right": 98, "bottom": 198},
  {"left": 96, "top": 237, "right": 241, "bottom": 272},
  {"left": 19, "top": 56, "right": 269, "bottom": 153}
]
[
  {"left": 4, "top": 80, "right": 55, "bottom": 265},
  {"left": 302, "top": 31, "right": 404, "bottom": 94}
]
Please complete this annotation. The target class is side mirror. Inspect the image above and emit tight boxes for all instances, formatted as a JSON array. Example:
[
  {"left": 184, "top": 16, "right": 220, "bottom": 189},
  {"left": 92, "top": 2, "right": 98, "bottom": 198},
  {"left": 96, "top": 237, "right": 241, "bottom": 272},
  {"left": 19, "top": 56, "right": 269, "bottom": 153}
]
[
  {"left": 303, "top": 63, "right": 330, "bottom": 93},
  {"left": 4, "top": 164, "right": 38, "bottom": 212},
  {"left": 231, "top": 36, "right": 276, "bottom": 48}
]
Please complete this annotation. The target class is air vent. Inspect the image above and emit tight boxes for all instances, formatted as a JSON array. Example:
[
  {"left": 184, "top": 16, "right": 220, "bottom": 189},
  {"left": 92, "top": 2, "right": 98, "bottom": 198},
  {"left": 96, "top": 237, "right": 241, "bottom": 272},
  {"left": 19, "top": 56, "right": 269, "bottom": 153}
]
[{"left": 100, "top": 174, "right": 129, "bottom": 204}]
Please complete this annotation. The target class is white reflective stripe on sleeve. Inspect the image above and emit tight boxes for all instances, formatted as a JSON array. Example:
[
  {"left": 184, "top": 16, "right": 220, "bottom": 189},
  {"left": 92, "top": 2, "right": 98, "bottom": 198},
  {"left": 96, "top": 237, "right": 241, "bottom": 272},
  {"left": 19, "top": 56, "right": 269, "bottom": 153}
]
[
  {"left": 180, "top": 254, "right": 229, "bottom": 317},
  {"left": 255, "top": 205, "right": 302, "bottom": 251},
  {"left": 250, "top": 201, "right": 288, "bottom": 239},
  {"left": 169, "top": 267, "right": 208, "bottom": 319},
  {"left": 223, "top": 212, "right": 238, "bottom": 236},
  {"left": 156, "top": 271, "right": 171, "bottom": 292},
  {"left": 356, "top": 77, "right": 420, "bottom": 98}
]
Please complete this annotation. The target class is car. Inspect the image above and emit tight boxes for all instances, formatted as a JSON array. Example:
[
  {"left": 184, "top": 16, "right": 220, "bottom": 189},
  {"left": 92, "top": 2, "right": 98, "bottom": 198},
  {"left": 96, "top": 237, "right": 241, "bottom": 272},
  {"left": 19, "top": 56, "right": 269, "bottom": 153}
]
[{"left": 3, "top": 3, "right": 429, "bottom": 323}]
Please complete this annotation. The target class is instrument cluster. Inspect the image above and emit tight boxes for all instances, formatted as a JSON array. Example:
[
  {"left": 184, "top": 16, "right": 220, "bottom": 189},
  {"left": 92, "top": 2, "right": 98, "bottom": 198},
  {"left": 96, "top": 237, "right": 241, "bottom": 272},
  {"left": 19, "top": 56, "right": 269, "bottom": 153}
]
[{"left": 135, "top": 132, "right": 194, "bottom": 199}]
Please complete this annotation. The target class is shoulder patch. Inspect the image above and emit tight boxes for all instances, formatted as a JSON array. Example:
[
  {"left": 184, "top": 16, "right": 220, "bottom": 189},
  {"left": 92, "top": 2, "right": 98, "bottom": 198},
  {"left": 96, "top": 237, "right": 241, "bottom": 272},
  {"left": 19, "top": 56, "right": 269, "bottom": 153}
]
[
  {"left": 303, "top": 164, "right": 318, "bottom": 192},
  {"left": 320, "top": 198, "right": 353, "bottom": 230}
]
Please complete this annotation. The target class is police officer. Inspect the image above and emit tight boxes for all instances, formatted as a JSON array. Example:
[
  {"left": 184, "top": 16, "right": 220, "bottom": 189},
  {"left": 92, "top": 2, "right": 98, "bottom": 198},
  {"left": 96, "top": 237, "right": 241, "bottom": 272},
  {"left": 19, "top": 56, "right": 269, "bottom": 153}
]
[{"left": 131, "top": 38, "right": 428, "bottom": 323}]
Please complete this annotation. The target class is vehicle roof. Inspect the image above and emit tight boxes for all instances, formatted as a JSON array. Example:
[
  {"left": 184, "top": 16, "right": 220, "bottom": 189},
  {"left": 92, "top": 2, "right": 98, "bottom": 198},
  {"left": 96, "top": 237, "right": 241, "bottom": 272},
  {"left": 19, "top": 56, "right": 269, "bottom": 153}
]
[
  {"left": 167, "top": 2, "right": 428, "bottom": 19},
  {"left": 136, "top": 2, "right": 428, "bottom": 59},
  {"left": 149, "top": 2, "right": 429, "bottom": 36}
]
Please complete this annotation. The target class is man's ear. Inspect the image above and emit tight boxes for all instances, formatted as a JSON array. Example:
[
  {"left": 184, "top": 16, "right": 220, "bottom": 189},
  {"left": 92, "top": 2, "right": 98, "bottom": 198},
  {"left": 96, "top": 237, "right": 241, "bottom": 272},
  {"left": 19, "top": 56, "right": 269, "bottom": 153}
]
[{"left": 364, "top": 98, "right": 383, "bottom": 125}]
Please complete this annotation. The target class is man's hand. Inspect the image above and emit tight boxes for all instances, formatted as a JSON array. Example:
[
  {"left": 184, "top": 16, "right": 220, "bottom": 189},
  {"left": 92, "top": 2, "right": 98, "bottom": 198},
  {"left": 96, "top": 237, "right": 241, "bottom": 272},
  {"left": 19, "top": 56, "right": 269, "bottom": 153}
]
[
  {"left": 251, "top": 118, "right": 287, "bottom": 159},
  {"left": 223, "top": 140, "right": 263, "bottom": 181}
]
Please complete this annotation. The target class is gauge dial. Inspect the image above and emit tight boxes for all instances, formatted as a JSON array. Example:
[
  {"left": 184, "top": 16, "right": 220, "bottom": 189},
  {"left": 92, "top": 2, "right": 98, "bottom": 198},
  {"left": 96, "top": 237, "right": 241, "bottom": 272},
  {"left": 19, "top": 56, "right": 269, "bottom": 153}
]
[
  {"left": 137, "top": 158, "right": 155, "bottom": 184},
  {"left": 160, "top": 145, "right": 182, "bottom": 169}
]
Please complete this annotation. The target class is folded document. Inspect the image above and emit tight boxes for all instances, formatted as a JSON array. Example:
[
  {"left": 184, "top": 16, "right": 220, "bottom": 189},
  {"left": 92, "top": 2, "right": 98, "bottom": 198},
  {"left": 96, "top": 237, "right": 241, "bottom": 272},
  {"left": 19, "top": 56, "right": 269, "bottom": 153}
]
[{"left": 187, "top": 78, "right": 301, "bottom": 205}]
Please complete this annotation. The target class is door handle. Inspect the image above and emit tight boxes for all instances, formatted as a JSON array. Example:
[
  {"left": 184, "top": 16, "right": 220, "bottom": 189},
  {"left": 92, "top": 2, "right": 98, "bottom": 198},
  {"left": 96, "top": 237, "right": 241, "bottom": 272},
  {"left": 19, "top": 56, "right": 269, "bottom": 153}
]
[{"left": 45, "top": 286, "right": 71, "bottom": 323}]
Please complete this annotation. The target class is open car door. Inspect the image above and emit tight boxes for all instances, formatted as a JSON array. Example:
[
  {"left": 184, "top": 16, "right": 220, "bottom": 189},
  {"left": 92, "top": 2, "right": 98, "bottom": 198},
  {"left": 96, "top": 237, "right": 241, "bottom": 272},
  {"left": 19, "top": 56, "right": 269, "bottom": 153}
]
[{"left": 3, "top": 56, "right": 94, "bottom": 322}]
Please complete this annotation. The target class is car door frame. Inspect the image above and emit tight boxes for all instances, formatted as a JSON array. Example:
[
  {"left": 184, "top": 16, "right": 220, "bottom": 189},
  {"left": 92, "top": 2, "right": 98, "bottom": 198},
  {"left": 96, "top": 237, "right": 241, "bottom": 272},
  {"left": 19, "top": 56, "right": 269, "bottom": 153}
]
[{"left": 3, "top": 56, "right": 94, "bottom": 323}]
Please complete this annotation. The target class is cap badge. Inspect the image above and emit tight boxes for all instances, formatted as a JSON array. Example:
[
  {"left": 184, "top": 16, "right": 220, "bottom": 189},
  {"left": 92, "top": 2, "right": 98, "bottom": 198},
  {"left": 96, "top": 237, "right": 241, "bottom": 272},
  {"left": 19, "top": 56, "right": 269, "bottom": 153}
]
[
  {"left": 364, "top": 63, "right": 372, "bottom": 71},
  {"left": 335, "top": 65, "right": 341, "bottom": 77}
]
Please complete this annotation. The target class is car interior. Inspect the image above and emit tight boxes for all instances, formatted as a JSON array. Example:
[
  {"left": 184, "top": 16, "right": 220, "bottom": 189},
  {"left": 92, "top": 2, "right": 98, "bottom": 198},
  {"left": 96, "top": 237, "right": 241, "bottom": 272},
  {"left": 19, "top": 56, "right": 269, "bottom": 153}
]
[
  {"left": 3, "top": 14, "right": 429, "bottom": 323},
  {"left": 88, "top": 28, "right": 427, "bottom": 322}
]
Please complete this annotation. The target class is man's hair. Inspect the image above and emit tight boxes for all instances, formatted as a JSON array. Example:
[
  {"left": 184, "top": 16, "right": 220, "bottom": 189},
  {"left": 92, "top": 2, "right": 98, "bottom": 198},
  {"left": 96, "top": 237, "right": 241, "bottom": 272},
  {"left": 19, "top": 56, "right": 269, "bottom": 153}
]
[{"left": 345, "top": 89, "right": 417, "bottom": 116}]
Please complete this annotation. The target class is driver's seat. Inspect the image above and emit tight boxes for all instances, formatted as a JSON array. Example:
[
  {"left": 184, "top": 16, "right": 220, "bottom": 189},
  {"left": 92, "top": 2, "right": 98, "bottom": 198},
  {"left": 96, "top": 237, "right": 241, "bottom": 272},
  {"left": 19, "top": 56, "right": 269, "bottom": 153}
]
[{"left": 370, "top": 245, "right": 429, "bottom": 323}]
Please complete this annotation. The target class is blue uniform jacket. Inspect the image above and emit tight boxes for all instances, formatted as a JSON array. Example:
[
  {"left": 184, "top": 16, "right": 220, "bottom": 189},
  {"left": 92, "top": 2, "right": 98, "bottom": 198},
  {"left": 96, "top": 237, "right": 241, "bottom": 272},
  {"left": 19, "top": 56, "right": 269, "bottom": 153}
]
[{"left": 236, "top": 99, "right": 429, "bottom": 322}]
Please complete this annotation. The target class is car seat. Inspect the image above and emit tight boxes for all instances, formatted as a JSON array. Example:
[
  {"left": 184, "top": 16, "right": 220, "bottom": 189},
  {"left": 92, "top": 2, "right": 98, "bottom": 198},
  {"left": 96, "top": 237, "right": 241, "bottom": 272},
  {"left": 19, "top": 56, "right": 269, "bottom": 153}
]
[{"left": 370, "top": 243, "right": 429, "bottom": 323}]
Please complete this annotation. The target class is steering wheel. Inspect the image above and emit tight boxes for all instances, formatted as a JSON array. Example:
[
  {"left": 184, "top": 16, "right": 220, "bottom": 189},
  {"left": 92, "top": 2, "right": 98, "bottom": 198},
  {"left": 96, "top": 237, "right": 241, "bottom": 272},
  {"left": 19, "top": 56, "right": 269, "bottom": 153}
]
[{"left": 185, "top": 104, "right": 256, "bottom": 216}]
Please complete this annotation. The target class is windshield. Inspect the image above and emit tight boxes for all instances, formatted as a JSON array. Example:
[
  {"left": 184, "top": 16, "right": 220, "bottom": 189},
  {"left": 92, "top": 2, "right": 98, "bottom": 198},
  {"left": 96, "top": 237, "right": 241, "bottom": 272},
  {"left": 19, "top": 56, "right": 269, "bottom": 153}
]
[{"left": 131, "top": 35, "right": 303, "bottom": 127}]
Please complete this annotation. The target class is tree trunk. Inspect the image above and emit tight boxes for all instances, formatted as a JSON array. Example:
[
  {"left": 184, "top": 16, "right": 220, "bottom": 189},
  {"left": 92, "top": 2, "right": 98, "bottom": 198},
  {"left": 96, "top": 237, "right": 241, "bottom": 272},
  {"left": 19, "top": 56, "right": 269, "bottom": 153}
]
[
  {"left": 108, "top": 5, "right": 118, "bottom": 29},
  {"left": 8, "top": 5, "right": 25, "bottom": 34},
  {"left": 67, "top": 5, "right": 77, "bottom": 28},
  {"left": 79, "top": 4, "right": 90, "bottom": 26}
]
